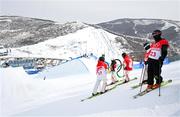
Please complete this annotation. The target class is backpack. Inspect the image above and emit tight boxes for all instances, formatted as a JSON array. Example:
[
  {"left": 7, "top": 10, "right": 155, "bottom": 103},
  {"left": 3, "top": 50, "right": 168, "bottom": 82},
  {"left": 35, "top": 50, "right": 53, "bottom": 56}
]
[{"left": 110, "top": 60, "right": 116, "bottom": 71}]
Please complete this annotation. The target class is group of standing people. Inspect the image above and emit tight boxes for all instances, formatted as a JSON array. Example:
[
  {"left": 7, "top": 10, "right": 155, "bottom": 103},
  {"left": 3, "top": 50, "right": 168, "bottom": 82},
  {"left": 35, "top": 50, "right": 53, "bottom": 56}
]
[
  {"left": 92, "top": 30, "right": 169, "bottom": 95},
  {"left": 92, "top": 52, "right": 133, "bottom": 95}
]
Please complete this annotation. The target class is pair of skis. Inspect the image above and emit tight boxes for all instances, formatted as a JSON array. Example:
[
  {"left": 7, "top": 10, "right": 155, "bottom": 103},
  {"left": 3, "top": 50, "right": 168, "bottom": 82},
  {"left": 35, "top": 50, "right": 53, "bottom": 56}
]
[
  {"left": 81, "top": 79, "right": 172, "bottom": 101},
  {"left": 131, "top": 82, "right": 146, "bottom": 89},
  {"left": 81, "top": 77, "right": 137, "bottom": 102},
  {"left": 133, "top": 79, "right": 172, "bottom": 99},
  {"left": 131, "top": 63, "right": 172, "bottom": 99}
]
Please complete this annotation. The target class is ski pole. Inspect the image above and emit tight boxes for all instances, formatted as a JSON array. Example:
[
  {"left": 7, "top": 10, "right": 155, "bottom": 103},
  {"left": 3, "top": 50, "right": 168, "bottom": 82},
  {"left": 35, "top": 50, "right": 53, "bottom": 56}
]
[
  {"left": 139, "top": 64, "right": 146, "bottom": 92},
  {"left": 159, "top": 81, "right": 161, "bottom": 96},
  {"left": 139, "top": 64, "right": 144, "bottom": 92},
  {"left": 158, "top": 61, "right": 161, "bottom": 96},
  {"left": 139, "top": 63, "right": 145, "bottom": 84}
]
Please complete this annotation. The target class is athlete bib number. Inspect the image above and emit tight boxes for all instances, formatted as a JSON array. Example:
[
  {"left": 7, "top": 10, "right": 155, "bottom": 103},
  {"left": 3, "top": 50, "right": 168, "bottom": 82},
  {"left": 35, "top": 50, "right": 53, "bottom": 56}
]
[{"left": 149, "top": 48, "right": 161, "bottom": 60}]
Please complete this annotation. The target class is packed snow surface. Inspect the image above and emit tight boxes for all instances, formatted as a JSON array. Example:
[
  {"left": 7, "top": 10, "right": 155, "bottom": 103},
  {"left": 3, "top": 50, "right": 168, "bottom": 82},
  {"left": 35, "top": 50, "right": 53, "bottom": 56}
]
[{"left": 0, "top": 57, "right": 180, "bottom": 117}]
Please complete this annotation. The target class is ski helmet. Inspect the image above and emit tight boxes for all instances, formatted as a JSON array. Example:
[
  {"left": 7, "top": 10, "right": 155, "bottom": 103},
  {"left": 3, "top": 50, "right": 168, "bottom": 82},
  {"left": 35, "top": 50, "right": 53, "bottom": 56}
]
[
  {"left": 152, "top": 30, "right": 162, "bottom": 36},
  {"left": 122, "top": 52, "right": 126, "bottom": 58},
  {"left": 99, "top": 56, "right": 105, "bottom": 62},
  {"left": 152, "top": 30, "right": 162, "bottom": 41}
]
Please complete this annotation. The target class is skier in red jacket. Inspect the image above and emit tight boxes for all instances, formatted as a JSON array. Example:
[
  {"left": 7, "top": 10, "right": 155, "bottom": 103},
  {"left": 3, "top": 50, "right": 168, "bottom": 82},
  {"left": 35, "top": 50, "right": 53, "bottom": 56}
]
[
  {"left": 146, "top": 30, "right": 169, "bottom": 90},
  {"left": 92, "top": 56, "right": 108, "bottom": 96},
  {"left": 122, "top": 53, "right": 133, "bottom": 82}
]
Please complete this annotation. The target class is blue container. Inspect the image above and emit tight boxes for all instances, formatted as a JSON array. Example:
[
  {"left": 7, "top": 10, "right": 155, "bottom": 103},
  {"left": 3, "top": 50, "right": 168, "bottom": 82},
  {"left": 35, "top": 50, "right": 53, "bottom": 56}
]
[
  {"left": 25, "top": 69, "right": 39, "bottom": 74},
  {"left": 163, "top": 57, "right": 170, "bottom": 64},
  {"left": 133, "top": 63, "right": 143, "bottom": 69}
]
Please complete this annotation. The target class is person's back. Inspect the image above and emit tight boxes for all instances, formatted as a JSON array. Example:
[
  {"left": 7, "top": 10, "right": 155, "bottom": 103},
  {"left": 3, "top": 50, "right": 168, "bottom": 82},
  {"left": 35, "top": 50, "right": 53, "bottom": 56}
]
[
  {"left": 110, "top": 60, "right": 116, "bottom": 71},
  {"left": 122, "top": 53, "right": 133, "bottom": 82},
  {"left": 96, "top": 60, "right": 107, "bottom": 78},
  {"left": 110, "top": 59, "right": 117, "bottom": 84},
  {"left": 92, "top": 56, "right": 108, "bottom": 95},
  {"left": 123, "top": 54, "right": 133, "bottom": 71}
]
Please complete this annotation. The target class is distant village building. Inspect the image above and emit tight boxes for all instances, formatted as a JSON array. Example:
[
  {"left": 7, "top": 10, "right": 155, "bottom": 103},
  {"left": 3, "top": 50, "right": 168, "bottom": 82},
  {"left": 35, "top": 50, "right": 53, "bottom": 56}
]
[{"left": 0, "top": 45, "right": 8, "bottom": 56}]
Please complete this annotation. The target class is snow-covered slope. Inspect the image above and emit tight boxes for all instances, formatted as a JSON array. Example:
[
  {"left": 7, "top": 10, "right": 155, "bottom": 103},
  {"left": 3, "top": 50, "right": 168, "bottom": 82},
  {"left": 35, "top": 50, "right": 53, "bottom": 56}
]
[
  {"left": 0, "top": 57, "right": 97, "bottom": 115},
  {"left": 9, "top": 27, "right": 123, "bottom": 61},
  {"left": 1, "top": 57, "right": 180, "bottom": 116}
]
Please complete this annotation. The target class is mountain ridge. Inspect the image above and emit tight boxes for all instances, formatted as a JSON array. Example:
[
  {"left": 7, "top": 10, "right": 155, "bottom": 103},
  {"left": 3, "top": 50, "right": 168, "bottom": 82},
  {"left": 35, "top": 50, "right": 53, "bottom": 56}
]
[
  {"left": 0, "top": 16, "right": 87, "bottom": 48},
  {"left": 0, "top": 16, "right": 180, "bottom": 61},
  {"left": 97, "top": 18, "right": 180, "bottom": 45}
]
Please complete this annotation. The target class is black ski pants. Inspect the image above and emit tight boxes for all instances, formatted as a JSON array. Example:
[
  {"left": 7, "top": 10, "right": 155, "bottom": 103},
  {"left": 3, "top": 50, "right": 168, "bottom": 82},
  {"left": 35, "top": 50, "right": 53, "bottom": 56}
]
[{"left": 147, "top": 58, "right": 163, "bottom": 85}]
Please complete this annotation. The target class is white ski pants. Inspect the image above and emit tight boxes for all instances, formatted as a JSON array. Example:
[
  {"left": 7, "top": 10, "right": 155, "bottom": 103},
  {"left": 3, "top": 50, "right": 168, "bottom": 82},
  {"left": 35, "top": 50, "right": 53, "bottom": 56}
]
[{"left": 93, "top": 77, "right": 107, "bottom": 94}]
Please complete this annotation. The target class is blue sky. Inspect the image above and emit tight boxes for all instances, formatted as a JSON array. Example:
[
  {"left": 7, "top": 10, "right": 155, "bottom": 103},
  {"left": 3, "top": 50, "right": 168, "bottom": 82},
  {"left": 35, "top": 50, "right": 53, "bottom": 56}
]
[{"left": 1, "top": 0, "right": 180, "bottom": 23}]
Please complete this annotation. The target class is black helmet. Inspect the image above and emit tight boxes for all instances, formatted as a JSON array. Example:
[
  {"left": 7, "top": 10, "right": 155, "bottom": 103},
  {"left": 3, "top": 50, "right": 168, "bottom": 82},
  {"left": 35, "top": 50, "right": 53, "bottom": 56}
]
[
  {"left": 143, "top": 42, "right": 150, "bottom": 50},
  {"left": 122, "top": 52, "right": 126, "bottom": 58},
  {"left": 152, "top": 30, "right": 162, "bottom": 36},
  {"left": 111, "top": 59, "right": 116, "bottom": 64},
  {"left": 99, "top": 56, "right": 105, "bottom": 62},
  {"left": 152, "top": 30, "right": 162, "bottom": 41}
]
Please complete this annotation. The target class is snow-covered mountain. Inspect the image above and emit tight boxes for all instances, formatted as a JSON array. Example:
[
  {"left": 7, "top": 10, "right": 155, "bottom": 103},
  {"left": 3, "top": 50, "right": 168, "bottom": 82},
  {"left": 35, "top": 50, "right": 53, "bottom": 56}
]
[
  {"left": 97, "top": 18, "right": 180, "bottom": 45},
  {"left": 0, "top": 16, "right": 87, "bottom": 48},
  {"left": 95, "top": 18, "right": 180, "bottom": 61},
  {"left": 0, "top": 16, "right": 180, "bottom": 61}
]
